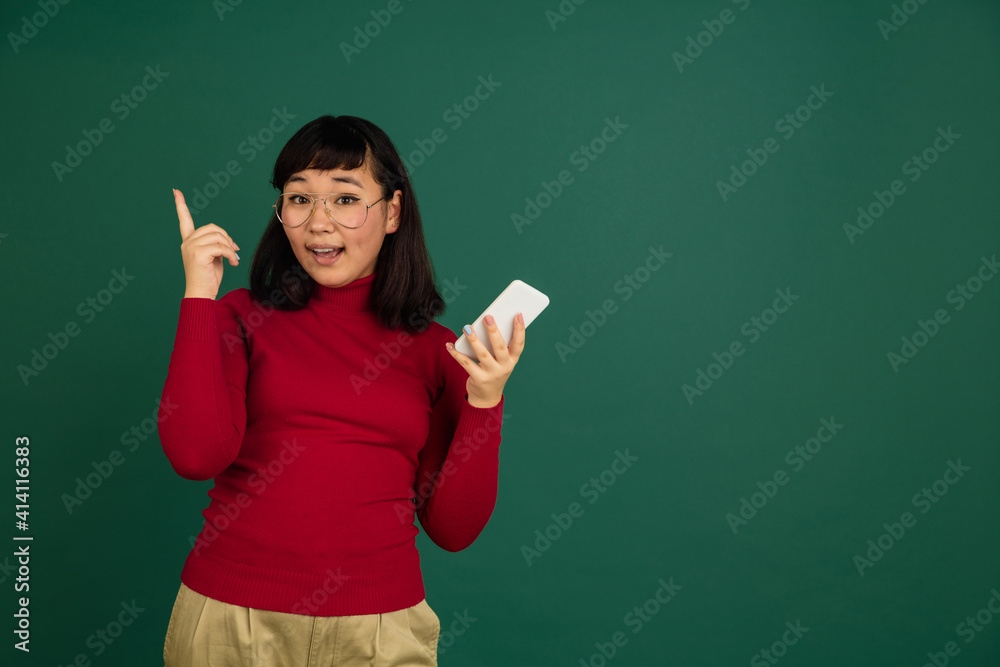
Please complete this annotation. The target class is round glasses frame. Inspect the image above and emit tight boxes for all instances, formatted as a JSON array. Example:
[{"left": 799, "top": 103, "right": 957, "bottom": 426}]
[{"left": 273, "top": 192, "right": 386, "bottom": 229}]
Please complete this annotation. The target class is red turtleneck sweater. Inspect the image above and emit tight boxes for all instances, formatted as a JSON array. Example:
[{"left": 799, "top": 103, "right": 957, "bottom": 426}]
[{"left": 157, "top": 272, "right": 505, "bottom": 616}]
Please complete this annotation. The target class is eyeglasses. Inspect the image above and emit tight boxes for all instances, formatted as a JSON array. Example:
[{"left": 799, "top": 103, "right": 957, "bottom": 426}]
[{"left": 273, "top": 192, "right": 385, "bottom": 229}]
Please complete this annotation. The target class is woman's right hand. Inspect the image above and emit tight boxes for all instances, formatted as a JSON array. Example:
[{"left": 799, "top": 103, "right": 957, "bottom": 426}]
[{"left": 174, "top": 188, "right": 241, "bottom": 299}]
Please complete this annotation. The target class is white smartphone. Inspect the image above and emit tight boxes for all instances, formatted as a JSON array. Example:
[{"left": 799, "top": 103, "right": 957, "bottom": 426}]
[{"left": 454, "top": 280, "right": 550, "bottom": 362}]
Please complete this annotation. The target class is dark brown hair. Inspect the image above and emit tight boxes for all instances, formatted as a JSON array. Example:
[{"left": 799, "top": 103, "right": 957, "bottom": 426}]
[{"left": 248, "top": 115, "right": 445, "bottom": 334}]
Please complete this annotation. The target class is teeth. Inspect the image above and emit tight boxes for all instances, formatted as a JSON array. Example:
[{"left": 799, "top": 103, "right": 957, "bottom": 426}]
[{"left": 312, "top": 248, "right": 340, "bottom": 253}]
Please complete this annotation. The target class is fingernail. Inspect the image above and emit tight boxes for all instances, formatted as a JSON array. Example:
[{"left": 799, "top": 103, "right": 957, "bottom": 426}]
[
  {"left": 484, "top": 314, "right": 494, "bottom": 326},
  {"left": 235, "top": 252, "right": 241, "bottom": 260},
  {"left": 517, "top": 313, "right": 524, "bottom": 324},
  {"left": 463, "top": 324, "right": 473, "bottom": 336}
]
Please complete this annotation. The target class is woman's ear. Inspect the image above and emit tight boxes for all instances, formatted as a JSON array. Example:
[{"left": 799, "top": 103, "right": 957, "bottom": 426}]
[{"left": 387, "top": 189, "right": 403, "bottom": 230}]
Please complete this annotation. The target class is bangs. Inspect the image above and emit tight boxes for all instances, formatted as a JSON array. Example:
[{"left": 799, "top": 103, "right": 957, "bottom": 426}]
[{"left": 270, "top": 118, "right": 374, "bottom": 191}]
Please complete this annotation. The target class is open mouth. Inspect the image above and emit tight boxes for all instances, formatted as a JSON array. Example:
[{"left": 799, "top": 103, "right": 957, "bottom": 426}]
[{"left": 310, "top": 247, "right": 343, "bottom": 264}]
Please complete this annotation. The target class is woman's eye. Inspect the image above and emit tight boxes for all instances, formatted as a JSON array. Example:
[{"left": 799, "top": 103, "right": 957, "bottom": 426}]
[
  {"left": 335, "top": 196, "right": 359, "bottom": 205},
  {"left": 289, "top": 195, "right": 309, "bottom": 205}
]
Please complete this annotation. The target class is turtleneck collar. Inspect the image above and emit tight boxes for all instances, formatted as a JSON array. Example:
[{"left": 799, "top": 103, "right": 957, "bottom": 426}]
[{"left": 310, "top": 272, "right": 376, "bottom": 313}]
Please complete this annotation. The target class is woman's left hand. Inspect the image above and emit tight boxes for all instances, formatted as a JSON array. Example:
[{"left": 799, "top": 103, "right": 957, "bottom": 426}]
[{"left": 446, "top": 313, "right": 525, "bottom": 408}]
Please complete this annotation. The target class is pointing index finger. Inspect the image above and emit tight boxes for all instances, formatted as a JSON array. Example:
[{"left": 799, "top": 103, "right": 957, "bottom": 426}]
[{"left": 174, "top": 188, "right": 195, "bottom": 240}]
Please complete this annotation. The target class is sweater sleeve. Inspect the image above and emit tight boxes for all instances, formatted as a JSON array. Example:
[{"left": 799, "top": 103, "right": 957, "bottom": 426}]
[
  {"left": 414, "top": 327, "right": 505, "bottom": 552},
  {"left": 157, "top": 291, "right": 249, "bottom": 481}
]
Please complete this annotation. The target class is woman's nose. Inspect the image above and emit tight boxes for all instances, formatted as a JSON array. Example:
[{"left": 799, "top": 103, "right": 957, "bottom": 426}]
[{"left": 306, "top": 197, "right": 334, "bottom": 228}]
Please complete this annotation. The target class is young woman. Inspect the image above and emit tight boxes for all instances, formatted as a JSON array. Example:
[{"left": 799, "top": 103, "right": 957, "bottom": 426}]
[{"left": 159, "top": 115, "right": 524, "bottom": 666}]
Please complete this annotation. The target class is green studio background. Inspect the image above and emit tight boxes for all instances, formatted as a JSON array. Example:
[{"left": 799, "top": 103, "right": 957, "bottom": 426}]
[{"left": 2, "top": 0, "right": 998, "bottom": 665}]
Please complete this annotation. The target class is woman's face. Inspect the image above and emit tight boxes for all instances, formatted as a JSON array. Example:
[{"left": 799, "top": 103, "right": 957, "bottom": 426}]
[{"left": 281, "top": 163, "right": 401, "bottom": 288}]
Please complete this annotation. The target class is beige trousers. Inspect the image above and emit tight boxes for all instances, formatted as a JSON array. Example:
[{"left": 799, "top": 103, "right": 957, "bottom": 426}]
[{"left": 163, "top": 582, "right": 440, "bottom": 666}]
